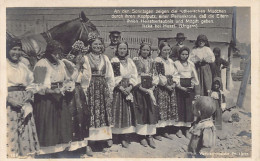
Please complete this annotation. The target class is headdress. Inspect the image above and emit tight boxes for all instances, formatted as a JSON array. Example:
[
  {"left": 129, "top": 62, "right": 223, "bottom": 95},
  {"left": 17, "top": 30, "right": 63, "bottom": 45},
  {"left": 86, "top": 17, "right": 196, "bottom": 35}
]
[
  {"left": 87, "top": 32, "right": 102, "bottom": 42},
  {"left": 71, "top": 40, "right": 89, "bottom": 54}
]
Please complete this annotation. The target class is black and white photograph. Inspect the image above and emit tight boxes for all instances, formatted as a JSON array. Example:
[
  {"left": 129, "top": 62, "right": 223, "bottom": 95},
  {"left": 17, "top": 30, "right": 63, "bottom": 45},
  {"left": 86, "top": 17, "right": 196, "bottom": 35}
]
[{"left": 2, "top": 1, "right": 259, "bottom": 160}]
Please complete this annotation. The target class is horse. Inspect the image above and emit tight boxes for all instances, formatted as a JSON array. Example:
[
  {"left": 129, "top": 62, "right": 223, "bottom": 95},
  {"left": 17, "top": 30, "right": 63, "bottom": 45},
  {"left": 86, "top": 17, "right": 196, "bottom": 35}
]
[{"left": 8, "top": 11, "right": 99, "bottom": 68}]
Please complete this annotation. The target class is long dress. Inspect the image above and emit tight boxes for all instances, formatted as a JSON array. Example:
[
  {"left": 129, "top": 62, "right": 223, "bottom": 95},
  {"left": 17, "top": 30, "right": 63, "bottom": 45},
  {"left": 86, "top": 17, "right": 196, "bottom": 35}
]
[
  {"left": 7, "top": 59, "right": 40, "bottom": 158},
  {"left": 110, "top": 57, "right": 138, "bottom": 134},
  {"left": 85, "top": 53, "right": 115, "bottom": 140},
  {"left": 132, "top": 56, "right": 159, "bottom": 135},
  {"left": 189, "top": 46, "right": 215, "bottom": 96},
  {"left": 154, "top": 57, "right": 180, "bottom": 128},
  {"left": 174, "top": 60, "right": 199, "bottom": 127},
  {"left": 61, "top": 58, "right": 91, "bottom": 151},
  {"left": 33, "top": 58, "right": 72, "bottom": 154}
]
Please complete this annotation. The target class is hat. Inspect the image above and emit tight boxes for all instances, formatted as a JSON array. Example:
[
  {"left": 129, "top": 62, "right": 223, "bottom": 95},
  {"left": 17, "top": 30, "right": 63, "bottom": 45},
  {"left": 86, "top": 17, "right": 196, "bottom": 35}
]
[
  {"left": 109, "top": 31, "right": 121, "bottom": 35},
  {"left": 174, "top": 33, "right": 186, "bottom": 39}
]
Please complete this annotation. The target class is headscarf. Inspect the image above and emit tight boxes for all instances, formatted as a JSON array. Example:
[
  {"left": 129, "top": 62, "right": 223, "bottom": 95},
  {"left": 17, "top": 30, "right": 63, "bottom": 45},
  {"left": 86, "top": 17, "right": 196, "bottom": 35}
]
[
  {"left": 178, "top": 46, "right": 190, "bottom": 61},
  {"left": 6, "top": 37, "right": 22, "bottom": 62}
]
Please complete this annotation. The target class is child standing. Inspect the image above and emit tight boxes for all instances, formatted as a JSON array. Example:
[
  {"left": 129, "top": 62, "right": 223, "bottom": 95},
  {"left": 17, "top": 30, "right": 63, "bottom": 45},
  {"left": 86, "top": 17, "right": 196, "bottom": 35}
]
[
  {"left": 209, "top": 77, "right": 226, "bottom": 130},
  {"left": 188, "top": 96, "right": 217, "bottom": 156}
]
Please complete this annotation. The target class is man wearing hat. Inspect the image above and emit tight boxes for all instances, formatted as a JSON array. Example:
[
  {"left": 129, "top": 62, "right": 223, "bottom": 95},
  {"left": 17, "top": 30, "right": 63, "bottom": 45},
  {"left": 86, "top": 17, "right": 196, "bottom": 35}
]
[
  {"left": 105, "top": 31, "right": 121, "bottom": 60},
  {"left": 170, "top": 33, "right": 187, "bottom": 61}
]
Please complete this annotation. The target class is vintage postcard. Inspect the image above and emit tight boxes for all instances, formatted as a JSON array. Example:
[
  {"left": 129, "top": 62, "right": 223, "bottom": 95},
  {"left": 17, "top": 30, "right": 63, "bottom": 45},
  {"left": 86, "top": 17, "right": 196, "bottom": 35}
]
[{"left": 1, "top": 0, "right": 259, "bottom": 161}]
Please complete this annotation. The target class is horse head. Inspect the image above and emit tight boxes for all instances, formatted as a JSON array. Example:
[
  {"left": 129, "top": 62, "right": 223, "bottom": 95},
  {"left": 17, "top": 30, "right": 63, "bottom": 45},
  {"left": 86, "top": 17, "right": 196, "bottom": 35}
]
[{"left": 43, "top": 11, "right": 99, "bottom": 55}]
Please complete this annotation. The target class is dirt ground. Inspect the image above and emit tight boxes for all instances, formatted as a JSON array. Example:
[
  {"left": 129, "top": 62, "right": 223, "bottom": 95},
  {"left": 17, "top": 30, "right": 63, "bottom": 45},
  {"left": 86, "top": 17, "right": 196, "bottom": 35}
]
[{"left": 36, "top": 57, "right": 251, "bottom": 158}]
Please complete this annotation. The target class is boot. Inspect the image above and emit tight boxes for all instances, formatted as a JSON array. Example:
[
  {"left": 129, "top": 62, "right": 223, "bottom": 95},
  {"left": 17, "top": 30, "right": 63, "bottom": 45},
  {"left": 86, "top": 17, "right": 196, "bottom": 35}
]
[
  {"left": 86, "top": 146, "right": 93, "bottom": 157},
  {"left": 140, "top": 136, "right": 148, "bottom": 147},
  {"left": 147, "top": 136, "right": 156, "bottom": 149}
]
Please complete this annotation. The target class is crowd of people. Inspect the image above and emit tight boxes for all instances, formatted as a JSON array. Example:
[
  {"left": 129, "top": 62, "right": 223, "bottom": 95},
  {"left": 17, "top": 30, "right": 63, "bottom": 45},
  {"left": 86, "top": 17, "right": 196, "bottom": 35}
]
[{"left": 6, "top": 31, "right": 229, "bottom": 158}]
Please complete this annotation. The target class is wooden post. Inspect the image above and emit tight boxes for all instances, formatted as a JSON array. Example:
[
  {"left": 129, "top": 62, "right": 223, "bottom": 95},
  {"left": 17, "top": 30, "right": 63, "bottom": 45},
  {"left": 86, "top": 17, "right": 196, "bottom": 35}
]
[
  {"left": 236, "top": 55, "right": 251, "bottom": 108},
  {"left": 226, "top": 41, "right": 232, "bottom": 90}
]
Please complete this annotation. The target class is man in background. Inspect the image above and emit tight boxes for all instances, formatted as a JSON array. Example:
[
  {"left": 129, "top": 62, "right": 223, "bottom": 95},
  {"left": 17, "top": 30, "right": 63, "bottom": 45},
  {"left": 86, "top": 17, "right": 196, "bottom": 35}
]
[
  {"left": 105, "top": 31, "right": 121, "bottom": 60},
  {"left": 170, "top": 33, "right": 186, "bottom": 61}
]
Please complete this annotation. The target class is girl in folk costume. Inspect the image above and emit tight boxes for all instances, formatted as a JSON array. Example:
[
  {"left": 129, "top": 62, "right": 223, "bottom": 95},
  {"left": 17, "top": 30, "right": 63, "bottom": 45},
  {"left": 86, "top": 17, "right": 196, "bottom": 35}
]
[
  {"left": 132, "top": 42, "right": 159, "bottom": 148},
  {"left": 154, "top": 42, "right": 180, "bottom": 141},
  {"left": 209, "top": 77, "right": 226, "bottom": 130},
  {"left": 33, "top": 40, "right": 76, "bottom": 154},
  {"left": 61, "top": 40, "right": 93, "bottom": 156},
  {"left": 110, "top": 41, "right": 138, "bottom": 148},
  {"left": 84, "top": 33, "right": 115, "bottom": 154},
  {"left": 6, "top": 37, "right": 40, "bottom": 158},
  {"left": 189, "top": 34, "right": 215, "bottom": 96},
  {"left": 174, "top": 46, "right": 200, "bottom": 138},
  {"left": 188, "top": 96, "right": 217, "bottom": 156}
]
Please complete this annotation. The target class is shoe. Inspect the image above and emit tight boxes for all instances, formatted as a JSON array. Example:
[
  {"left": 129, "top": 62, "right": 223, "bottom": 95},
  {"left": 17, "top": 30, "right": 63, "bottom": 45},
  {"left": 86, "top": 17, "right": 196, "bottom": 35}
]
[
  {"left": 107, "top": 139, "right": 113, "bottom": 147},
  {"left": 140, "top": 138, "right": 148, "bottom": 147},
  {"left": 147, "top": 136, "right": 156, "bottom": 149},
  {"left": 153, "top": 135, "right": 162, "bottom": 141},
  {"left": 121, "top": 140, "right": 129, "bottom": 148},
  {"left": 176, "top": 130, "right": 184, "bottom": 138},
  {"left": 86, "top": 146, "right": 93, "bottom": 157},
  {"left": 163, "top": 133, "right": 173, "bottom": 140}
]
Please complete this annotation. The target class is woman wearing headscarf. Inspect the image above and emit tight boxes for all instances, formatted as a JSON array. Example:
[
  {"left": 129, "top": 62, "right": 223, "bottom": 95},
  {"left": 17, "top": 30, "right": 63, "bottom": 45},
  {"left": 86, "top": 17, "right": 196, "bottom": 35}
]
[
  {"left": 6, "top": 37, "right": 40, "bottom": 158},
  {"left": 132, "top": 42, "right": 159, "bottom": 148},
  {"left": 174, "top": 46, "right": 199, "bottom": 138},
  {"left": 189, "top": 35, "right": 215, "bottom": 96},
  {"left": 33, "top": 40, "right": 75, "bottom": 154},
  {"left": 110, "top": 41, "right": 138, "bottom": 148}
]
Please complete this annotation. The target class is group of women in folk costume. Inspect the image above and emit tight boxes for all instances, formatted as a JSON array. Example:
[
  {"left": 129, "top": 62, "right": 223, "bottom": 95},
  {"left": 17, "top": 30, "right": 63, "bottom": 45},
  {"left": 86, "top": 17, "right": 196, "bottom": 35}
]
[{"left": 7, "top": 32, "right": 217, "bottom": 157}]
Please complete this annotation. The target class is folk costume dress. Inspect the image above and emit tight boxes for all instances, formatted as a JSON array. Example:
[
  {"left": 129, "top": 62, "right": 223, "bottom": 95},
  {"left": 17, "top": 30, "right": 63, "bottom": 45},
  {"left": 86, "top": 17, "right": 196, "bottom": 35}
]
[
  {"left": 33, "top": 58, "right": 73, "bottom": 154},
  {"left": 174, "top": 60, "right": 199, "bottom": 127},
  {"left": 110, "top": 57, "right": 138, "bottom": 134},
  {"left": 85, "top": 53, "right": 115, "bottom": 141},
  {"left": 61, "top": 58, "right": 91, "bottom": 151},
  {"left": 132, "top": 56, "right": 159, "bottom": 135},
  {"left": 189, "top": 47, "right": 215, "bottom": 96},
  {"left": 7, "top": 59, "right": 40, "bottom": 157},
  {"left": 154, "top": 56, "right": 180, "bottom": 128}
]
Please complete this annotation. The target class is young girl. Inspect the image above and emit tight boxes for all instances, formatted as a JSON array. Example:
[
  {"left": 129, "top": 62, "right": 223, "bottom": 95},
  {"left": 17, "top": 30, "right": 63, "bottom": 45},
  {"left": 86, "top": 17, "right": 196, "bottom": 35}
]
[
  {"left": 132, "top": 42, "right": 159, "bottom": 148},
  {"left": 111, "top": 41, "right": 138, "bottom": 148},
  {"left": 174, "top": 46, "right": 199, "bottom": 138},
  {"left": 210, "top": 77, "right": 226, "bottom": 130},
  {"left": 154, "top": 42, "right": 179, "bottom": 140},
  {"left": 84, "top": 33, "right": 115, "bottom": 154},
  {"left": 33, "top": 40, "right": 74, "bottom": 154},
  {"left": 189, "top": 35, "right": 215, "bottom": 96},
  {"left": 188, "top": 96, "right": 217, "bottom": 156}
]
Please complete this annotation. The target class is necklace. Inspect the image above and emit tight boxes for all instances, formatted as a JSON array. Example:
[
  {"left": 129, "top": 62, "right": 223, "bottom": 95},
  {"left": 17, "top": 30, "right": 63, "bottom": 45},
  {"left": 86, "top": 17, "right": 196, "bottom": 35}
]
[
  {"left": 120, "top": 59, "right": 128, "bottom": 67},
  {"left": 140, "top": 56, "right": 151, "bottom": 73},
  {"left": 89, "top": 53, "right": 101, "bottom": 68}
]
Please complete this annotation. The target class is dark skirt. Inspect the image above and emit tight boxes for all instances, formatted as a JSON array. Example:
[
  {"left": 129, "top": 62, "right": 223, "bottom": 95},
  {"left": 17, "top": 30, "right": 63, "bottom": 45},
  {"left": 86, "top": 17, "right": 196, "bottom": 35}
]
[
  {"left": 86, "top": 75, "right": 113, "bottom": 128},
  {"left": 63, "top": 84, "right": 90, "bottom": 141},
  {"left": 196, "top": 64, "right": 212, "bottom": 96},
  {"left": 33, "top": 92, "right": 71, "bottom": 147},
  {"left": 175, "top": 88, "right": 195, "bottom": 126},
  {"left": 133, "top": 87, "right": 158, "bottom": 125},
  {"left": 212, "top": 100, "right": 222, "bottom": 130},
  {"left": 154, "top": 85, "right": 178, "bottom": 127},
  {"left": 112, "top": 79, "right": 136, "bottom": 129}
]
